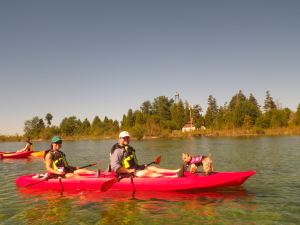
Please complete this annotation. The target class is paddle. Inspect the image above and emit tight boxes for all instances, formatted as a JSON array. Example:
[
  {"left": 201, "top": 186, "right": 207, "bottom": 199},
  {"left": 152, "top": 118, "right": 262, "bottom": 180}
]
[
  {"left": 25, "top": 160, "right": 102, "bottom": 187},
  {"left": 100, "top": 155, "right": 162, "bottom": 192}
]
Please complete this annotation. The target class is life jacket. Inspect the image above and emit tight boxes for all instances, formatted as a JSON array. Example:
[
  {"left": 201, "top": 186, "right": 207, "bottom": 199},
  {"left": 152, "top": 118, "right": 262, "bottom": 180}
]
[
  {"left": 43, "top": 150, "right": 69, "bottom": 171},
  {"left": 189, "top": 155, "right": 203, "bottom": 167},
  {"left": 111, "top": 143, "right": 138, "bottom": 169},
  {"left": 27, "top": 143, "right": 33, "bottom": 151}
]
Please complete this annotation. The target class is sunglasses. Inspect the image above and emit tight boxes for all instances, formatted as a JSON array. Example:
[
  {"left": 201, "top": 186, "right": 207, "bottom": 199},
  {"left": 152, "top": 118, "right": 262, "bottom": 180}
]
[{"left": 55, "top": 141, "right": 63, "bottom": 144}]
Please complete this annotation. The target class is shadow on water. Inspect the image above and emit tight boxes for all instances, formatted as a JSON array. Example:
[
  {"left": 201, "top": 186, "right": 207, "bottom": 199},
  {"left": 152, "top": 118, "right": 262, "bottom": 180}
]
[{"left": 16, "top": 186, "right": 257, "bottom": 224}]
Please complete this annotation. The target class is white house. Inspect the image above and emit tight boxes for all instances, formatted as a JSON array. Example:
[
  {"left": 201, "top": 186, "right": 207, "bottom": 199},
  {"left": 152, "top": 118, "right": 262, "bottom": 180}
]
[{"left": 182, "top": 120, "right": 196, "bottom": 132}]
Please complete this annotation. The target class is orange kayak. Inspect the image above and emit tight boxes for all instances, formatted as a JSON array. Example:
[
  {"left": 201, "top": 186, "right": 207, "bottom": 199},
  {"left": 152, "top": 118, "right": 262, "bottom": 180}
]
[{"left": 31, "top": 151, "right": 45, "bottom": 157}]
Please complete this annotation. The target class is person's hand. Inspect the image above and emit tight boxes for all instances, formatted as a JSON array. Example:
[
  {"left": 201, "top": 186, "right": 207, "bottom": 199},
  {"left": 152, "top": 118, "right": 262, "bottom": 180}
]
[
  {"left": 143, "top": 164, "right": 147, "bottom": 168},
  {"left": 129, "top": 168, "right": 136, "bottom": 174},
  {"left": 57, "top": 171, "right": 66, "bottom": 176}
]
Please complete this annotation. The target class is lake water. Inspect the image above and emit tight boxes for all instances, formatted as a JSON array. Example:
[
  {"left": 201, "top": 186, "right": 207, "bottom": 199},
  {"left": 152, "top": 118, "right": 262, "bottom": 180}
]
[{"left": 1, "top": 136, "right": 300, "bottom": 224}]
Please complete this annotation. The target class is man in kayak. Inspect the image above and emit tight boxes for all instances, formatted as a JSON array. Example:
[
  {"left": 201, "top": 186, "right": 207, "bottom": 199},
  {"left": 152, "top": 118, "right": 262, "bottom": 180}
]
[
  {"left": 110, "top": 131, "right": 186, "bottom": 178},
  {"left": 16, "top": 139, "right": 33, "bottom": 153},
  {"left": 44, "top": 136, "right": 94, "bottom": 178}
]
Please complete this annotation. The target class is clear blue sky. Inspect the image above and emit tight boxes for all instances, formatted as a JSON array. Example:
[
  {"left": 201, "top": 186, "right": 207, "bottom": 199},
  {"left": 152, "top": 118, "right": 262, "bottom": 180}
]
[{"left": 1, "top": 1, "right": 299, "bottom": 135}]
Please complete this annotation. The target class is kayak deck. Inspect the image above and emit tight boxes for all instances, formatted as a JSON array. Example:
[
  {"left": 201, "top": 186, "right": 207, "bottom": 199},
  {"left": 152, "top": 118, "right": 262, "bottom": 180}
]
[{"left": 15, "top": 171, "right": 256, "bottom": 191}]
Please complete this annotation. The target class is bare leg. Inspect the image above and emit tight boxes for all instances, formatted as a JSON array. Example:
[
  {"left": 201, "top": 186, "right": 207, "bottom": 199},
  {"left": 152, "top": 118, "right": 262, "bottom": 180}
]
[
  {"left": 74, "top": 168, "right": 94, "bottom": 174},
  {"left": 136, "top": 170, "right": 178, "bottom": 178},
  {"left": 147, "top": 166, "right": 180, "bottom": 173}
]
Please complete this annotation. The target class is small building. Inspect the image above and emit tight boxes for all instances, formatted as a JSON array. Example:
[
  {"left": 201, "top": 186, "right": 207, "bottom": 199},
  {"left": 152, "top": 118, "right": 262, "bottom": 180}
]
[{"left": 182, "top": 120, "right": 196, "bottom": 132}]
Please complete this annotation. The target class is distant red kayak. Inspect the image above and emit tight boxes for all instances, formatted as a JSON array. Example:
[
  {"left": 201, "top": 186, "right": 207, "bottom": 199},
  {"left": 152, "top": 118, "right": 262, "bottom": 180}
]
[
  {"left": 15, "top": 171, "right": 256, "bottom": 191},
  {"left": 0, "top": 151, "right": 33, "bottom": 158}
]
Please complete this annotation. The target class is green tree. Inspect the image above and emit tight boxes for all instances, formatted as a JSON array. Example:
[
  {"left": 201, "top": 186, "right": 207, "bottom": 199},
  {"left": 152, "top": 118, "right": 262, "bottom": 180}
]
[
  {"left": 208, "top": 95, "right": 218, "bottom": 117},
  {"left": 140, "top": 101, "right": 152, "bottom": 115},
  {"left": 170, "top": 99, "right": 185, "bottom": 129},
  {"left": 60, "top": 116, "right": 78, "bottom": 136},
  {"left": 152, "top": 96, "right": 174, "bottom": 115},
  {"left": 233, "top": 101, "right": 261, "bottom": 127},
  {"left": 248, "top": 93, "right": 260, "bottom": 110},
  {"left": 159, "top": 104, "right": 171, "bottom": 121},
  {"left": 45, "top": 113, "right": 53, "bottom": 126},
  {"left": 204, "top": 107, "right": 214, "bottom": 127},
  {"left": 24, "top": 116, "right": 41, "bottom": 137},
  {"left": 263, "top": 91, "right": 276, "bottom": 112},
  {"left": 81, "top": 118, "right": 90, "bottom": 135},
  {"left": 228, "top": 90, "right": 247, "bottom": 111},
  {"left": 192, "top": 104, "right": 202, "bottom": 122},
  {"left": 243, "top": 114, "right": 252, "bottom": 132},
  {"left": 293, "top": 103, "right": 300, "bottom": 125},
  {"left": 127, "top": 109, "right": 134, "bottom": 128}
]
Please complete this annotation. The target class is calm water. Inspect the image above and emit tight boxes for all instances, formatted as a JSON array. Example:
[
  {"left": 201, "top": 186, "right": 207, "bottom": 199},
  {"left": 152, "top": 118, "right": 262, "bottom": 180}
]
[{"left": 0, "top": 136, "right": 300, "bottom": 224}]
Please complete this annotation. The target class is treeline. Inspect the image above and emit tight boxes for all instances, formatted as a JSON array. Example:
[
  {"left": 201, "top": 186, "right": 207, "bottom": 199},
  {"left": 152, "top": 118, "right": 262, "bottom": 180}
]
[
  {"left": 121, "top": 91, "right": 300, "bottom": 138},
  {"left": 1, "top": 90, "right": 300, "bottom": 142}
]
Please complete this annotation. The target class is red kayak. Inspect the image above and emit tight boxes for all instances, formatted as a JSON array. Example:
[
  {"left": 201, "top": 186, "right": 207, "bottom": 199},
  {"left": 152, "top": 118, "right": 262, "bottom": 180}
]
[
  {"left": 15, "top": 171, "right": 256, "bottom": 191},
  {"left": 0, "top": 151, "right": 33, "bottom": 158}
]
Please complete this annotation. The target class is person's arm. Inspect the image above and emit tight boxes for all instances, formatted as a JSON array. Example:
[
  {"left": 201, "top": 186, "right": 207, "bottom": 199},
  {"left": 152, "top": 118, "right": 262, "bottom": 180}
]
[
  {"left": 45, "top": 152, "right": 66, "bottom": 176},
  {"left": 16, "top": 143, "right": 30, "bottom": 153}
]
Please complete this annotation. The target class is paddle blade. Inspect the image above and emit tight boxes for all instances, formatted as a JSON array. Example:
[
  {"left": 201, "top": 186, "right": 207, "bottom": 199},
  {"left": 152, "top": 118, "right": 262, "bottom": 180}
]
[
  {"left": 154, "top": 155, "right": 162, "bottom": 165},
  {"left": 100, "top": 178, "right": 119, "bottom": 192}
]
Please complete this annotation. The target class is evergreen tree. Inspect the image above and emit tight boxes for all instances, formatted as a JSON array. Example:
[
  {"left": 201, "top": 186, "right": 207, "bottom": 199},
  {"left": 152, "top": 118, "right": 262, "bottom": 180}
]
[
  {"left": 228, "top": 90, "right": 246, "bottom": 111},
  {"left": 204, "top": 107, "right": 214, "bottom": 127},
  {"left": 237, "top": 90, "right": 247, "bottom": 102},
  {"left": 192, "top": 104, "right": 202, "bottom": 122},
  {"left": 263, "top": 91, "right": 276, "bottom": 112},
  {"left": 126, "top": 109, "right": 134, "bottom": 128},
  {"left": 159, "top": 104, "right": 171, "bottom": 121},
  {"left": 171, "top": 99, "right": 185, "bottom": 129},
  {"left": 249, "top": 93, "right": 260, "bottom": 110},
  {"left": 207, "top": 95, "right": 218, "bottom": 117},
  {"left": 121, "top": 114, "right": 127, "bottom": 129},
  {"left": 81, "top": 118, "right": 90, "bottom": 135},
  {"left": 135, "top": 111, "right": 144, "bottom": 125}
]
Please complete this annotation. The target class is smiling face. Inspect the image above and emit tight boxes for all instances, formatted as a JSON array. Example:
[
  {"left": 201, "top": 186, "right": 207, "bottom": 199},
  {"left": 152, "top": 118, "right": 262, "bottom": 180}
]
[
  {"left": 119, "top": 136, "right": 130, "bottom": 146},
  {"left": 52, "top": 141, "right": 62, "bottom": 151}
]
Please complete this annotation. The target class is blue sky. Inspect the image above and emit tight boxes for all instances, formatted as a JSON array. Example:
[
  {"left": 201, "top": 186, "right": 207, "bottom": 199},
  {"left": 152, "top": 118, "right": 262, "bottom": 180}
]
[{"left": 1, "top": 1, "right": 299, "bottom": 135}]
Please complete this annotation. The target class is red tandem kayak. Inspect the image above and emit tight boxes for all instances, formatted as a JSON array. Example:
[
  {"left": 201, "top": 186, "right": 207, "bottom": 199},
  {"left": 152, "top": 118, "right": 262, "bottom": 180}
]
[
  {"left": 15, "top": 171, "right": 256, "bottom": 191},
  {"left": 0, "top": 151, "right": 33, "bottom": 158}
]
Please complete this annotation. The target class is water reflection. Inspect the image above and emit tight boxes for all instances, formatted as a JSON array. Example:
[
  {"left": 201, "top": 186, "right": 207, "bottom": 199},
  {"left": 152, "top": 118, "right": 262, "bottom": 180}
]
[{"left": 17, "top": 186, "right": 256, "bottom": 224}]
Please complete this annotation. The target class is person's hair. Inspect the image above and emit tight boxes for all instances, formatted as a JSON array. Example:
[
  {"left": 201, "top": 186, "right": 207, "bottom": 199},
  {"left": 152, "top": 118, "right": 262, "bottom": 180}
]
[{"left": 50, "top": 143, "right": 54, "bottom": 150}]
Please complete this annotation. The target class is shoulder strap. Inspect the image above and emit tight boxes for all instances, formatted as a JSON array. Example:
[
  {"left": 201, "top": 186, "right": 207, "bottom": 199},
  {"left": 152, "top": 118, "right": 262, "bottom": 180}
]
[{"left": 110, "top": 143, "right": 120, "bottom": 155}]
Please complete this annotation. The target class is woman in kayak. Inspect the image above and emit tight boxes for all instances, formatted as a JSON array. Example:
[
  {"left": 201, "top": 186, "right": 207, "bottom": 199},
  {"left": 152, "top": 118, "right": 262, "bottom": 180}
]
[
  {"left": 110, "top": 131, "right": 186, "bottom": 178},
  {"left": 16, "top": 139, "right": 33, "bottom": 153},
  {"left": 44, "top": 136, "right": 94, "bottom": 178}
]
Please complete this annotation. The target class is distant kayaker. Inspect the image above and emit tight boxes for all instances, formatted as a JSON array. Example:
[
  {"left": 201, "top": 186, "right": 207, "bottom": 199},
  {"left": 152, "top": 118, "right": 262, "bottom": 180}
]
[
  {"left": 44, "top": 136, "right": 94, "bottom": 178},
  {"left": 110, "top": 131, "right": 186, "bottom": 178},
  {"left": 16, "top": 139, "right": 33, "bottom": 153}
]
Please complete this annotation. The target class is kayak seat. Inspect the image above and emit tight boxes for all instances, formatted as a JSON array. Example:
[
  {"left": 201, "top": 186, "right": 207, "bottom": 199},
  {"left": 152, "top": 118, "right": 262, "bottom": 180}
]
[{"left": 106, "top": 164, "right": 112, "bottom": 172}]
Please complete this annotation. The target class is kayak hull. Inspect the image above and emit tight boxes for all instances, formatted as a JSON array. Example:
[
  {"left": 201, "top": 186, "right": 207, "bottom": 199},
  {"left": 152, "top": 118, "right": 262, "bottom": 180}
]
[
  {"left": 1, "top": 151, "right": 33, "bottom": 158},
  {"left": 15, "top": 171, "right": 256, "bottom": 191}
]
